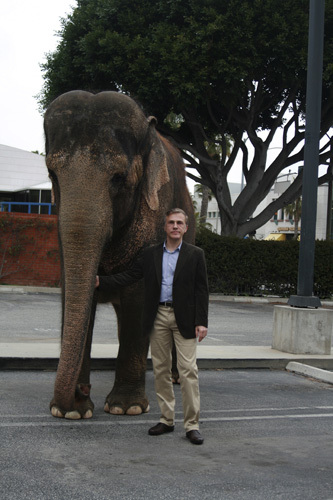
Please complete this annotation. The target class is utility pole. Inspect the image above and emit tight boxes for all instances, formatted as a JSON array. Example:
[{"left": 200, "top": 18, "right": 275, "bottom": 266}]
[
  {"left": 288, "top": 0, "right": 325, "bottom": 308},
  {"left": 326, "top": 139, "right": 332, "bottom": 240}
]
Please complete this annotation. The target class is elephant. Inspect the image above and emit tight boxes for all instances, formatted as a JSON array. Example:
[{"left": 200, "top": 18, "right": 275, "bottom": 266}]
[{"left": 44, "top": 90, "right": 195, "bottom": 420}]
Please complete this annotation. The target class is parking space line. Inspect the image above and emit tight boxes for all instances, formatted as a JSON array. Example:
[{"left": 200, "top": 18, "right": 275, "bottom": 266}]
[{"left": 1, "top": 412, "right": 332, "bottom": 428}]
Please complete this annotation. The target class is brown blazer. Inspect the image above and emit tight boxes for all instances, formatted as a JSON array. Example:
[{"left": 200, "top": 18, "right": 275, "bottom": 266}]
[{"left": 99, "top": 241, "right": 209, "bottom": 339}]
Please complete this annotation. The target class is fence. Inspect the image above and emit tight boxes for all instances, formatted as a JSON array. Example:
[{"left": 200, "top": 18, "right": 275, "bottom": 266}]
[{"left": 0, "top": 202, "right": 53, "bottom": 215}]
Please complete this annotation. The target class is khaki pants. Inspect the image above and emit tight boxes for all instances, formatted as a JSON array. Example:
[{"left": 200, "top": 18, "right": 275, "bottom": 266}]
[{"left": 150, "top": 305, "right": 200, "bottom": 432}]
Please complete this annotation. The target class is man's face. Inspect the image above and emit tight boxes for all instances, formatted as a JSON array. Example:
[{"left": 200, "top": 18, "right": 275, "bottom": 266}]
[{"left": 164, "top": 213, "right": 188, "bottom": 242}]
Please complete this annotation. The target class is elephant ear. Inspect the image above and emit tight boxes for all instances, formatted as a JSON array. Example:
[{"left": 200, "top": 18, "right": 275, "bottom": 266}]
[{"left": 142, "top": 116, "right": 170, "bottom": 211}]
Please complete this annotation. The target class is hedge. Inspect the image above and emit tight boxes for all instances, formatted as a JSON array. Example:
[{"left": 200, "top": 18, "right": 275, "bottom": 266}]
[{"left": 195, "top": 228, "right": 333, "bottom": 299}]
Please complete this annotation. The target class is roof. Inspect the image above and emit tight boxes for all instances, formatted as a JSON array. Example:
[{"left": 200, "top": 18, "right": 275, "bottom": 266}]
[{"left": 0, "top": 144, "right": 51, "bottom": 192}]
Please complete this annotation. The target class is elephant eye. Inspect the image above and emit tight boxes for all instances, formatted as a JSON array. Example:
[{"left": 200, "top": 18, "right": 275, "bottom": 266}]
[{"left": 111, "top": 173, "right": 126, "bottom": 186}]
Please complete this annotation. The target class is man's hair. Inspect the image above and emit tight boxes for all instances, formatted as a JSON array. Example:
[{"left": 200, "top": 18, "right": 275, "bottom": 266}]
[{"left": 165, "top": 208, "right": 189, "bottom": 224}]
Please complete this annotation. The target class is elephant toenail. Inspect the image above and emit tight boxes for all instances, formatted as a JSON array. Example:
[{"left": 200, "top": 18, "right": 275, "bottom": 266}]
[
  {"left": 126, "top": 405, "right": 143, "bottom": 415},
  {"left": 51, "top": 407, "right": 64, "bottom": 418},
  {"left": 64, "top": 410, "right": 81, "bottom": 420},
  {"left": 110, "top": 406, "right": 125, "bottom": 415}
]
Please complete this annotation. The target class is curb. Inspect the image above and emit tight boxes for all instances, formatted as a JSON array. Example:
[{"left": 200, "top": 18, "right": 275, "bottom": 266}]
[
  {"left": 286, "top": 361, "right": 333, "bottom": 384},
  {"left": 1, "top": 344, "right": 333, "bottom": 372},
  {"left": 2, "top": 357, "right": 333, "bottom": 373}
]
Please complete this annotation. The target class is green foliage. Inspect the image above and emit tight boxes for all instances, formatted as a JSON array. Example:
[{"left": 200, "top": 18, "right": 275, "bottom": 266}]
[
  {"left": 39, "top": 0, "right": 333, "bottom": 238},
  {"left": 40, "top": 0, "right": 321, "bottom": 121},
  {"left": 314, "top": 240, "right": 333, "bottom": 298},
  {"left": 196, "top": 228, "right": 333, "bottom": 299}
]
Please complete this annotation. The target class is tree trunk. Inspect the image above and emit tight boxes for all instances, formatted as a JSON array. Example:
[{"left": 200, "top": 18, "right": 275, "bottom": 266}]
[{"left": 200, "top": 185, "right": 210, "bottom": 224}]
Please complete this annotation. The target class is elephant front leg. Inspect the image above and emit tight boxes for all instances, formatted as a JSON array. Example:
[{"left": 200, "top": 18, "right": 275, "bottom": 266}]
[
  {"left": 50, "top": 297, "right": 97, "bottom": 420},
  {"left": 104, "top": 295, "right": 150, "bottom": 416}
]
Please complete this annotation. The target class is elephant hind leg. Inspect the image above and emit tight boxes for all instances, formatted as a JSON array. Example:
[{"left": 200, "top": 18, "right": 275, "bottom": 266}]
[
  {"left": 50, "top": 384, "right": 94, "bottom": 420},
  {"left": 171, "top": 339, "right": 180, "bottom": 384},
  {"left": 106, "top": 295, "right": 150, "bottom": 416}
]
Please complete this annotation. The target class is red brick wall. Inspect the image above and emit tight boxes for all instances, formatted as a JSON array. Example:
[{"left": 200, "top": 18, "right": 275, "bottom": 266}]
[{"left": 0, "top": 213, "right": 61, "bottom": 287}]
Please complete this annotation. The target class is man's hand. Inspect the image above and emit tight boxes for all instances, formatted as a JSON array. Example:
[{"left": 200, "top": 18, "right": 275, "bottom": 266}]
[
  {"left": 95, "top": 276, "right": 100, "bottom": 288},
  {"left": 195, "top": 326, "right": 207, "bottom": 342}
]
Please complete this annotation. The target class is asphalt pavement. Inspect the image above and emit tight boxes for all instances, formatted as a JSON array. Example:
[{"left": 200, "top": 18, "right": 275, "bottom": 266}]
[
  {"left": 1, "top": 287, "right": 333, "bottom": 499},
  {"left": 1, "top": 369, "right": 333, "bottom": 500}
]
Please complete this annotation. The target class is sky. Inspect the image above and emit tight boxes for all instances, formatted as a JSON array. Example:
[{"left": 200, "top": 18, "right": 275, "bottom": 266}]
[{"left": 1, "top": 1, "right": 77, "bottom": 154}]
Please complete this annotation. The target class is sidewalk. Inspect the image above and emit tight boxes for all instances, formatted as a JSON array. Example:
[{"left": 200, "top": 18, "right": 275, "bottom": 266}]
[{"left": 1, "top": 285, "right": 332, "bottom": 380}]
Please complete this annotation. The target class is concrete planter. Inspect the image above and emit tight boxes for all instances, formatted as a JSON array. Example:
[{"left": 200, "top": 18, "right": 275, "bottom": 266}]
[{"left": 272, "top": 305, "right": 333, "bottom": 355}]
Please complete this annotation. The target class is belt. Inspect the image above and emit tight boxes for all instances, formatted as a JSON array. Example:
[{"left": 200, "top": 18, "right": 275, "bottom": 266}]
[{"left": 159, "top": 301, "right": 173, "bottom": 308}]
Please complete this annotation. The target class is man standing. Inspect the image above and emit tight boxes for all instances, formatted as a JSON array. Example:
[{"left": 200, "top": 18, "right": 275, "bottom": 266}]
[{"left": 96, "top": 208, "right": 209, "bottom": 444}]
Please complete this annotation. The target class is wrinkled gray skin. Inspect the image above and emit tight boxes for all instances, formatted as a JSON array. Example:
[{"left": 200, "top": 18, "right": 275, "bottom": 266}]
[{"left": 44, "top": 90, "right": 195, "bottom": 419}]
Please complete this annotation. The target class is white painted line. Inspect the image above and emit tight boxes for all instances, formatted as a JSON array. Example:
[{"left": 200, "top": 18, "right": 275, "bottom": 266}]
[
  {"left": 2, "top": 406, "right": 333, "bottom": 420},
  {"left": 286, "top": 362, "right": 333, "bottom": 384},
  {"left": 2, "top": 406, "right": 333, "bottom": 419},
  {"left": 1, "top": 413, "right": 332, "bottom": 428}
]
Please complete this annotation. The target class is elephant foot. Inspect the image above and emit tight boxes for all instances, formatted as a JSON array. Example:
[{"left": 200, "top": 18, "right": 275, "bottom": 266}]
[
  {"left": 50, "top": 384, "right": 94, "bottom": 420},
  {"left": 51, "top": 406, "right": 93, "bottom": 420},
  {"left": 104, "top": 386, "right": 149, "bottom": 416},
  {"left": 104, "top": 402, "right": 150, "bottom": 415}
]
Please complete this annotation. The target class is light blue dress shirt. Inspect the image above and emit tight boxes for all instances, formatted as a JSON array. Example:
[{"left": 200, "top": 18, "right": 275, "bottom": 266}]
[{"left": 159, "top": 242, "right": 182, "bottom": 302}]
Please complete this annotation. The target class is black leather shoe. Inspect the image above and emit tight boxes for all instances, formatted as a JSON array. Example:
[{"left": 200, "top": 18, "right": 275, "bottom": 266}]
[
  {"left": 186, "top": 430, "right": 204, "bottom": 445},
  {"left": 148, "top": 423, "right": 174, "bottom": 436}
]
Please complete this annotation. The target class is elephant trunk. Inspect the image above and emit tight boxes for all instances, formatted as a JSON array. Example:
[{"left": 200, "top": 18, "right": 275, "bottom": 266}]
[{"left": 54, "top": 194, "right": 111, "bottom": 412}]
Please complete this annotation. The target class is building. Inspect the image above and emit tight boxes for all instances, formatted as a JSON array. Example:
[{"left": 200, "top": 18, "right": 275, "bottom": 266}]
[
  {"left": 0, "top": 144, "right": 53, "bottom": 214},
  {"left": 193, "top": 178, "right": 332, "bottom": 240},
  {"left": 255, "top": 180, "right": 330, "bottom": 240}
]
